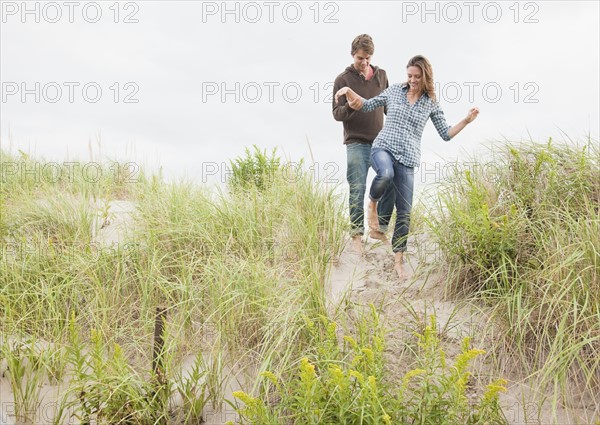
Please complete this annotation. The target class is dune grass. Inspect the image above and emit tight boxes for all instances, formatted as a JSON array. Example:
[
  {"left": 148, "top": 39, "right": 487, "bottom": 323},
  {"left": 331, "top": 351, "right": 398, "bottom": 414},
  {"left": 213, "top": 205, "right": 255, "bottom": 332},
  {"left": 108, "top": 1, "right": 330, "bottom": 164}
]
[
  {"left": 0, "top": 145, "right": 510, "bottom": 424},
  {"left": 425, "top": 138, "right": 600, "bottom": 417}
]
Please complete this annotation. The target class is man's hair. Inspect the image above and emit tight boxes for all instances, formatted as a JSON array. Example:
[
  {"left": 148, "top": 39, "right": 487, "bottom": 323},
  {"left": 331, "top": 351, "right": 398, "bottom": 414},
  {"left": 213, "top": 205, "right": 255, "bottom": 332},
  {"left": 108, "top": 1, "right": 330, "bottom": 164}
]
[{"left": 351, "top": 34, "right": 374, "bottom": 56}]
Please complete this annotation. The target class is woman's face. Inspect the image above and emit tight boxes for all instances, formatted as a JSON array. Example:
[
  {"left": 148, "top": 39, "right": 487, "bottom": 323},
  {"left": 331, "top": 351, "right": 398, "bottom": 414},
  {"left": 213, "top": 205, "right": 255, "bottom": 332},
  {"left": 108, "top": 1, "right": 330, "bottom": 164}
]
[{"left": 406, "top": 66, "right": 423, "bottom": 92}]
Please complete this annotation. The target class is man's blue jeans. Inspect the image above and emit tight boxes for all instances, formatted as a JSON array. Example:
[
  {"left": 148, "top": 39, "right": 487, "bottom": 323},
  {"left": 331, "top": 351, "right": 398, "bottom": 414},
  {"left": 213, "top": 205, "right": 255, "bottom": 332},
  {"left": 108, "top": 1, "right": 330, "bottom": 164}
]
[
  {"left": 346, "top": 143, "right": 395, "bottom": 237},
  {"left": 369, "top": 147, "right": 415, "bottom": 252}
]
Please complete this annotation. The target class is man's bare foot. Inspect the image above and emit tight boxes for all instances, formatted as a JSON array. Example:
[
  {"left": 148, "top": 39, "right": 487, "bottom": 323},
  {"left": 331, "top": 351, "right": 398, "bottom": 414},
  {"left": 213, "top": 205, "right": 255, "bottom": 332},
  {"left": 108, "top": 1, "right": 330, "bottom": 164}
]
[
  {"left": 367, "top": 200, "right": 379, "bottom": 232},
  {"left": 394, "top": 251, "right": 407, "bottom": 280},
  {"left": 350, "top": 235, "right": 364, "bottom": 255}
]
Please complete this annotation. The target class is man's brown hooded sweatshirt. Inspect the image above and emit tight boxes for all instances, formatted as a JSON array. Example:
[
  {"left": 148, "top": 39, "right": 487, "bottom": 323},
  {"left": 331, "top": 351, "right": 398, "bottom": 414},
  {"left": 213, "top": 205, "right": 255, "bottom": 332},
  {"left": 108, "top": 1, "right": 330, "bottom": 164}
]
[{"left": 332, "top": 65, "right": 389, "bottom": 144}]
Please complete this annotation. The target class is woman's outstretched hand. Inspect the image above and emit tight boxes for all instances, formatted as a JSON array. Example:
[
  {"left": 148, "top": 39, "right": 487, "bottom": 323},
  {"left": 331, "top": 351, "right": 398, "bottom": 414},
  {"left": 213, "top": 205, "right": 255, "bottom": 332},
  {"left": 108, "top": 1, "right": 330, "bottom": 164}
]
[
  {"left": 465, "top": 107, "right": 480, "bottom": 123},
  {"left": 448, "top": 106, "right": 481, "bottom": 138}
]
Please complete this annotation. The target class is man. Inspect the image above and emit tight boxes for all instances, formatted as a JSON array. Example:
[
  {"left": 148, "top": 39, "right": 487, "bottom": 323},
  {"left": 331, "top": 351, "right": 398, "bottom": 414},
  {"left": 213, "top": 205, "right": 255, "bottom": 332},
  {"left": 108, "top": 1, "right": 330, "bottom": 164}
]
[{"left": 332, "top": 34, "right": 394, "bottom": 253}]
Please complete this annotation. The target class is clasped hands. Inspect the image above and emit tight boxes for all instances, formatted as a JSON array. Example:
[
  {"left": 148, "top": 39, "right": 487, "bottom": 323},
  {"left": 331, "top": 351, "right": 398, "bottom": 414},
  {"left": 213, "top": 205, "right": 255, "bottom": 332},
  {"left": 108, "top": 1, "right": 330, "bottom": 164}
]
[{"left": 334, "top": 87, "right": 363, "bottom": 110}]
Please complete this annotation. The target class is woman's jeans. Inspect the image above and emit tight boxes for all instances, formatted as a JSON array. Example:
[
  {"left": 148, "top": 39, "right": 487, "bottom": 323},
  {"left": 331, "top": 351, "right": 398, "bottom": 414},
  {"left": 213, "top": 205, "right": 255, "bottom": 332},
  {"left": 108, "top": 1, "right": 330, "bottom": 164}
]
[
  {"left": 346, "top": 143, "right": 395, "bottom": 236},
  {"left": 370, "top": 148, "right": 415, "bottom": 253}
]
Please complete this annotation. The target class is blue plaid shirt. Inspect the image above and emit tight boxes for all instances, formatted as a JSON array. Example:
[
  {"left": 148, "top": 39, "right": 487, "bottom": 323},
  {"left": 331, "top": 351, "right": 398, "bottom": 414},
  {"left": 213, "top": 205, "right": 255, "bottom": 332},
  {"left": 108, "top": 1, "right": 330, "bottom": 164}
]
[{"left": 361, "top": 83, "right": 452, "bottom": 167}]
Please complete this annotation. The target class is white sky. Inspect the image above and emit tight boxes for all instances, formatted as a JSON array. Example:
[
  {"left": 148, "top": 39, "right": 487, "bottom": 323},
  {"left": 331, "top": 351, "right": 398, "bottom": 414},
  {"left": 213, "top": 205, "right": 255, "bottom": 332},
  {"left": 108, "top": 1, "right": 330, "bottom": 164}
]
[{"left": 1, "top": 0, "right": 599, "bottom": 188}]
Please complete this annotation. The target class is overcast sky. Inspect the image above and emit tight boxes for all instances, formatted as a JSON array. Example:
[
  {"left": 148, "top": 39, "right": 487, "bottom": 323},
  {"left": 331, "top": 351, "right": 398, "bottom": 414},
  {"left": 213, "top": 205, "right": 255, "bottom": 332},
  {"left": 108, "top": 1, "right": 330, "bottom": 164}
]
[{"left": 1, "top": 0, "right": 599, "bottom": 189}]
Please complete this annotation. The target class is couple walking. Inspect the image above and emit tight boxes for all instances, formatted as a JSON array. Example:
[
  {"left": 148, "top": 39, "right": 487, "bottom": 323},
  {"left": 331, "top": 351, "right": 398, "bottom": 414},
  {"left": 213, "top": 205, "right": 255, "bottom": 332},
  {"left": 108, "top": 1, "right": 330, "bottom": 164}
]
[{"left": 332, "top": 34, "right": 479, "bottom": 279}]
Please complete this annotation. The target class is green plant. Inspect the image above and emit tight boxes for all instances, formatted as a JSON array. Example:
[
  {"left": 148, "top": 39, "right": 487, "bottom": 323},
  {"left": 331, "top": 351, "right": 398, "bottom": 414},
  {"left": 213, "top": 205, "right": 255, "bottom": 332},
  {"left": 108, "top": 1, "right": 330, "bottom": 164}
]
[
  {"left": 231, "top": 310, "right": 506, "bottom": 424},
  {"left": 65, "top": 318, "right": 171, "bottom": 424},
  {"left": 42, "top": 345, "right": 68, "bottom": 385},
  {"left": 173, "top": 350, "right": 208, "bottom": 423},
  {"left": 228, "top": 145, "right": 281, "bottom": 191},
  {"left": 2, "top": 338, "right": 45, "bottom": 424},
  {"left": 0, "top": 194, "right": 8, "bottom": 240},
  {"left": 397, "top": 315, "right": 507, "bottom": 424}
]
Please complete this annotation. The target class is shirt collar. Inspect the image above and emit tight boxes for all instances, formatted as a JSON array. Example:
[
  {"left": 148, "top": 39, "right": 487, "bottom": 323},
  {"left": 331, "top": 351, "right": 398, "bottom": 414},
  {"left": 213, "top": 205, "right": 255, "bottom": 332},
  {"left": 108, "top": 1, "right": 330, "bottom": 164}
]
[{"left": 401, "top": 83, "right": 430, "bottom": 99}]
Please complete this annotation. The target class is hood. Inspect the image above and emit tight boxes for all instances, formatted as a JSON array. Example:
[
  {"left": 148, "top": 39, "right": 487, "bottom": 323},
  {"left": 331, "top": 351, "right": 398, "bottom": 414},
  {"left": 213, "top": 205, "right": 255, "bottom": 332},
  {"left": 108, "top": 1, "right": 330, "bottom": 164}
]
[{"left": 345, "top": 64, "right": 381, "bottom": 77}]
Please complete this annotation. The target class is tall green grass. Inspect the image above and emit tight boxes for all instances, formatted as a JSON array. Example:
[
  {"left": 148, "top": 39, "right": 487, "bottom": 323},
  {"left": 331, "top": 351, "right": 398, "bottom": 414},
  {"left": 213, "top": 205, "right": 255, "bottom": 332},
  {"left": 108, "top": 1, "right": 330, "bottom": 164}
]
[
  {"left": 0, "top": 146, "right": 350, "bottom": 422},
  {"left": 0, "top": 144, "right": 511, "bottom": 423},
  {"left": 426, "top": 139, "right": 600, "bottom": 415}
]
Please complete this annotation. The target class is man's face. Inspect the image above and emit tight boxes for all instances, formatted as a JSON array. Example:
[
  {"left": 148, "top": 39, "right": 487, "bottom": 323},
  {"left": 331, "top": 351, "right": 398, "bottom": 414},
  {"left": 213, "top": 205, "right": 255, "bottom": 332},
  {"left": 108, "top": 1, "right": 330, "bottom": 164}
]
[{"left": 352, "top": 49, "right": 372, "bottom": 74}]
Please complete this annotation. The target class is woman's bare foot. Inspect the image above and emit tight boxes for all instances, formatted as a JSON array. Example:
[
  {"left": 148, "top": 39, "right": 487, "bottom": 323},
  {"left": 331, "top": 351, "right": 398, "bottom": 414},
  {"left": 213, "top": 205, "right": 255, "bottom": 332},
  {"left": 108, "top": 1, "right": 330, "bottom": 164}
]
[
  {"left": 394, "top": 251, "right": 407, "bottom": 280},
  {"left": 350, "top": 235, "right": 364, "bottom": 255},
  {"left": 367, "top": 200, "right": 379, "bottom": 232},
  {"left": 369, "top": 228, "right": 388, "bottom": 243}
]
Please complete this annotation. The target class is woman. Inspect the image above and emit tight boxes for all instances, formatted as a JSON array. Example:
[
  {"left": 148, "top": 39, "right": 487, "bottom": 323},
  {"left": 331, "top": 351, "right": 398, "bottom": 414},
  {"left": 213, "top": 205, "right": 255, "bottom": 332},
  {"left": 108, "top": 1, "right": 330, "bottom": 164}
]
[{"left": 335, "top": 55, "right": 479, "bottom": 279}]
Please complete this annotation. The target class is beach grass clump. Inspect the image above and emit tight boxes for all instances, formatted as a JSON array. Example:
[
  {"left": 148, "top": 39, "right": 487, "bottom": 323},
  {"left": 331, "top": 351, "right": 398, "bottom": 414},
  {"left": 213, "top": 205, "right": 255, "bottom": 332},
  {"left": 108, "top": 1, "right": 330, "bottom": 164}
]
[
  {"left": 0, "top": 149, "right": 142, "bottom": 202},
  {"left": 0, "top": 145, "right": 349, "bottom": 422},
  {"left": 1, "top": 337, "right": 46, "bottom": 423},
  {"left": 426, "top": 139, "right": 600, "bottom": 408},
  {"left": 228, "top": 144, "right": 281, "bottom": 192}
]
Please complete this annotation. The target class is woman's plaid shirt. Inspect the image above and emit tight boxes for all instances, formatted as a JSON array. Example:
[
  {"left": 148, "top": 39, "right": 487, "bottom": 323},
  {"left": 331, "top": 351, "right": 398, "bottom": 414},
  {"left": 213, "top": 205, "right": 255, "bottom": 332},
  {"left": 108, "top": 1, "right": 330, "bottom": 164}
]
[{"left": 361, "top": 83, "right": 452, "bottom": 167}]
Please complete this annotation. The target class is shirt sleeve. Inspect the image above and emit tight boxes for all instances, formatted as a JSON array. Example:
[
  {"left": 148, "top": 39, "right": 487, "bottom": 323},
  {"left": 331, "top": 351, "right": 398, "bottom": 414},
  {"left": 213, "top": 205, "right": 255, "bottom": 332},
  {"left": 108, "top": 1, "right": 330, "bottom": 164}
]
[
  {"left": 360, "top": 85, "right": 392, "bottom": 113},
  {"left": 383, "top": 73, "right": 389, "bottom": 116},
  {"left": 430, "top": 102, "right": 452, "bottom": 141}
]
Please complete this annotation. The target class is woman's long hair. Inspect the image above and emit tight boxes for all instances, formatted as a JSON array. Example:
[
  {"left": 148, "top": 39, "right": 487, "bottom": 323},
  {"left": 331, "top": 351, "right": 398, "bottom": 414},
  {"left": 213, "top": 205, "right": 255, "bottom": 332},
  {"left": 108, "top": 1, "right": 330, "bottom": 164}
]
[{"left": 407, "top": 55, "right": 436, "bottom": 102}]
